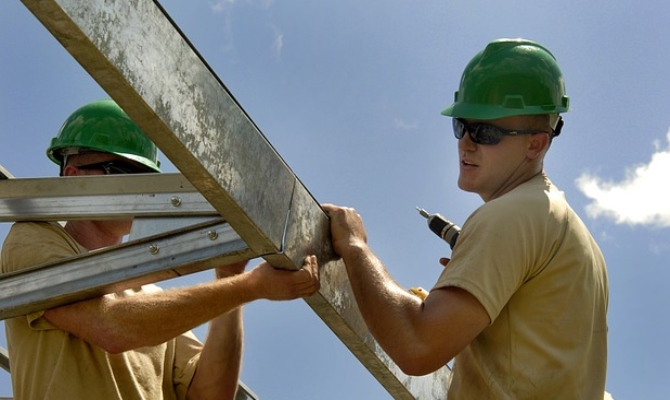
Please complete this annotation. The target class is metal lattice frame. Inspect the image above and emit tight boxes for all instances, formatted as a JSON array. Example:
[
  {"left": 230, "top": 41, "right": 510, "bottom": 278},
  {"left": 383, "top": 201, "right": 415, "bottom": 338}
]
[{"left": 0, "top": 1, "right": 450, "bottom": 398}]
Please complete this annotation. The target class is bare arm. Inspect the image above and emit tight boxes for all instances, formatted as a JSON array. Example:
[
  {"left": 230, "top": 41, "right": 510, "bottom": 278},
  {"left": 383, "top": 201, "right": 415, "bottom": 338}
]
[
  {"left": 186, "top": 308, "right": 242, "bottom": 400},
  {"left": 184, "top": 256, "right": 319, "bottom": 400},
  {"left": 185, "top": 263, "right": 245, "bottom": 400},
  {"left": 44, "top": 256, "right": 320, "bottom": 354},
  {"left": 44, "top": 268, "right": 254, "bottom": 353},
  {"left": 322, "top": 204, "right": 489, "bottom": 375}
]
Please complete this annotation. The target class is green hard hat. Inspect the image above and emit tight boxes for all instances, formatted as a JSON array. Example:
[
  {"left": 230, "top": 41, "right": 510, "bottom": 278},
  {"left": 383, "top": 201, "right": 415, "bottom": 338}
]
[
  {"left": 441, "top": 38, "right": 569, "bottom": 120},
  {"left": 47, "top": 99, "right": 161, "bottom": 172}
]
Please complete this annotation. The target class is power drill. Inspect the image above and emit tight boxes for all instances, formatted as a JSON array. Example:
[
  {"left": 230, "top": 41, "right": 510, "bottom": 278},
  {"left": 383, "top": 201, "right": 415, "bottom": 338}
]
[{"left": 416, "top": 207, "right": 461, "bottom": 250}]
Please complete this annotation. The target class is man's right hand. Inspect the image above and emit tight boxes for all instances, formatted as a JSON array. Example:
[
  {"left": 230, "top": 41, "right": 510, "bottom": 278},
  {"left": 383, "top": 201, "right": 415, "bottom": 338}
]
[
  {"left": 321, "top": 203, "right": 369, "bottom": 258},
  {"left": 248, "top": 255, "right": 320, "bottom": 301}
]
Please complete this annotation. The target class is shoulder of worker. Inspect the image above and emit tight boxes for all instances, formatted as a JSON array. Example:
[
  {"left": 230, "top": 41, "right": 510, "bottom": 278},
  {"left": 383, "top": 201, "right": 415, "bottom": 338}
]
[
  {"left": 466, "top": 174, "right": 566, "bottom": 229},
  {"left": 2, "top": 221, "right": 85, "bottom": 273},
  {"left": 6, "top": 220, "right": 65, "bottom": 234}
]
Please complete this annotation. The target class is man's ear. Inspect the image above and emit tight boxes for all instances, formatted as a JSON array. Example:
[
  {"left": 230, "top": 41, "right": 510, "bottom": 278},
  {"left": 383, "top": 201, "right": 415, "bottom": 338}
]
[
  {"left": 61, "top": 164, "right": 79, "bottom": 177},
  {"left": 527, "top": 133, "right": 550, "bottom": 159}
]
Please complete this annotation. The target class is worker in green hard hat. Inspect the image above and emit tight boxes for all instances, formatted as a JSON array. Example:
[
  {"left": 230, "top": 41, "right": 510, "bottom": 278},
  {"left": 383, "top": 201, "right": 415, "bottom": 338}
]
[
  {"left": 2, "top": 99, "right": 320, "bottom": 400},
  {"left": 323, "top": 39, "right": 608, "bottom": 398},
  {"left": 46, "top": 98, "right": 162, "bottom": 175}
]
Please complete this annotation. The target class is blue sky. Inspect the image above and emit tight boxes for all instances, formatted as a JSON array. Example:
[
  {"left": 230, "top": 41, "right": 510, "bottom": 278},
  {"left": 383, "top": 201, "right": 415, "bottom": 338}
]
[{"left": 2, "top": 1, "right": 669, "bottom": 398}]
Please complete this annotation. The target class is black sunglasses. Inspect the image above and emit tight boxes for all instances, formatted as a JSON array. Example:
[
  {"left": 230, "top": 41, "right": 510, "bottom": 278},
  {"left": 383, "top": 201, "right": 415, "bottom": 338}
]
[
  {"left": 76, "top": 160, "right": 156, "bottom": 175},
  {"left": 453, "top": 118, "right": 552, "bottom": 145}
]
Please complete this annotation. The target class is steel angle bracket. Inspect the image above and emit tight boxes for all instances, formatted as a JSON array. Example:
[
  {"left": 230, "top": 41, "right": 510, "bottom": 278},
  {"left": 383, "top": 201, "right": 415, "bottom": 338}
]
[{"left": 0, "top": 218, "right": 251, "bottom": 321}]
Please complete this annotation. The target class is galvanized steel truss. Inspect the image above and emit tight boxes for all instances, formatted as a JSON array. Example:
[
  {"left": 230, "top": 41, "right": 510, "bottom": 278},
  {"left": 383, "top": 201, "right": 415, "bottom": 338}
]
[{"left": 0, "top": 1, "right": 449, "bottom": 398}]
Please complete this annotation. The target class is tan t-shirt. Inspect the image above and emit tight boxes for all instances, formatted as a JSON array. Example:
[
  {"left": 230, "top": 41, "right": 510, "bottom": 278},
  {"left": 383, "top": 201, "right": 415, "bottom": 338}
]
[
  {"left": 433, "top": 174, "right": 608, "bottom": 400},
  {"left": 2, "top": 221, "right": 202, "bottom": 400}
]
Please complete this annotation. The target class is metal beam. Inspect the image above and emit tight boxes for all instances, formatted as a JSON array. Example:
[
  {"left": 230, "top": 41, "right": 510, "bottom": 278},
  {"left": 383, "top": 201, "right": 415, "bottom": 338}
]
[
  {"left": 0, "top": 173, "right": 201, "bottom": 199},
  {"left": 235, "top": 382, "right": 259, "bottom": 400},
  {"left": 305, "top": 259, "right": 449, "bottom": 399},
  {"left": 0, "top": 346, "right": 9, "bottom": 373},
  {"left": 0, "top": 174, "right": 217, "bottom": 221},
  {"left": 18, "top": 1, "right": 450, "bottom": 398},
  {"left": 0, "top": 165, "right": 13, "bottom": 180}
]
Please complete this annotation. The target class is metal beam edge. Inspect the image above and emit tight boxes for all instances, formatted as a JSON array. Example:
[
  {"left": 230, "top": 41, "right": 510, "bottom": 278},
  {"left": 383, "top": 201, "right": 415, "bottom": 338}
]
[{"left": 0, "top": 173, "right": 198, "bottom": 198}]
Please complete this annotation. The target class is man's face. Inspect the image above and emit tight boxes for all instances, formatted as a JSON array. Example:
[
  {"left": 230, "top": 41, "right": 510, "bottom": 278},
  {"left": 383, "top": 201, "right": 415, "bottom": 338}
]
[
  {"left": 63, "top": 152, "right": 149, "bottom": 235},
  {"left": 64, "top": 152, "right": 123, "bottom": 176},
  {"left": 64, "top": 152, "right": 154, "bottom": 176},
  {"left": 456, "top": 115, "right": 543, "bottom": 202}
]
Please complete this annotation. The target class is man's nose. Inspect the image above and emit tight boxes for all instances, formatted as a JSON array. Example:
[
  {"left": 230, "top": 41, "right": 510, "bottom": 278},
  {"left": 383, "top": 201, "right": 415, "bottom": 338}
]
[{"left": 457, "top": 130, "right": 476, "bottom": 151}]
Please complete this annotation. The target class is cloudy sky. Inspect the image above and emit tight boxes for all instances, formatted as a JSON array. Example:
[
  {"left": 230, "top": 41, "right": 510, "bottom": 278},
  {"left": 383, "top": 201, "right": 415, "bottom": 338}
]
[
  {"left": 2, "top": 0, "right": 670, "bottom": 399},
  {"left": 577, "top": 127, "right": 670, "bottom": 227}
]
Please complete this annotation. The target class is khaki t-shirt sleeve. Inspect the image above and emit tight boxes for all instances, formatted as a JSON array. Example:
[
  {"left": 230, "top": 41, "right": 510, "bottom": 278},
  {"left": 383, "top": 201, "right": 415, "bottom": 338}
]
[
  {"left": 2, "top": 222, "right": 86, "bottom": 330},
  {"left": 26, "top": 310, "right": 57, "bottom": 330},
  {"left": 2, "top": 222, "right": 84, "bottom": 273},
  {"left": 172, "top": 330, "right": 203, "bottom": 400},
  {"left": 432, "top": 203, "right": 537, "bottom": 323}
]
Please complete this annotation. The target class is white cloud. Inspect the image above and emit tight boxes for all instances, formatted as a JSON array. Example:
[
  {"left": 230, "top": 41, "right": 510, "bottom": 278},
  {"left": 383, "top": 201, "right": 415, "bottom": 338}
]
[
  {"left": 393, "top": 118, "right": 418, "bottom": 131},
  {"left": 210, "top": 0, "right": 235, "bottom": 14},
  {"left": 211, "top": 0, "right": 273, "bottom": 14},
  {"left": 604, "top": 391, "right": 615, "bottom": 400},
  {"left": 272, "top": 29, "right": 284, "bottom": 58},
  {"left": 210, "top": 1, "right": 280, "bottom": 58},
  {"left": 576, "top": 128, "right": 670, "bottom": 227}
]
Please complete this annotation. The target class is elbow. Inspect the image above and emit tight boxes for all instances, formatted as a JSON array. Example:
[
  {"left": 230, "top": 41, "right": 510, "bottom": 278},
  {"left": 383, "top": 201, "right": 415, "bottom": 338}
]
[
  {"left": 396, "top": 357, "right": 451, "bottom": 377},
  {"left": 98, "top": 337, "right": 155, "bottom": 354},
  {"left": 94, "top": 334, "right": 135, "bottom": 354},
  {"left": 398, "top": 362, "right": 433, "bottom": 377},
  {"left": 390, "top": 344, "right": 455, "bottom": 377},
  {"left": 88, "top": 327, "right": 146, "bottom": 354}
]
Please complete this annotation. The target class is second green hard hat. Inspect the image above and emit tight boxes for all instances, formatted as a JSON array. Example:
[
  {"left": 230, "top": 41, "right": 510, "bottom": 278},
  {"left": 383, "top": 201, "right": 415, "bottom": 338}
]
[{"left": 47, "top": 99, "right": 161, "bottom": 172}]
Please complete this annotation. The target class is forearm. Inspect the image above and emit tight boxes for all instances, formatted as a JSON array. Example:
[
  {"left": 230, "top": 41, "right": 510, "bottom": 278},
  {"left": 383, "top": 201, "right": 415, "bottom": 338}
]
[
  {"left": 45, "top": 273, "right": 258, "bottom": 353},
  {"left": 186, "top": 308, "right": 243, "bottom": 400},
  {"left": 340, "top": 244, "right": 425, "bottom": 357},
  {"left": 323, "top": 203, "right": 488, "bottom": 374},
  {"left": 44, "top": 257, "right": 319, "bottom": 353},
  {"left": 111, "top": 280, "right": 248, "bottom": 348}
]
